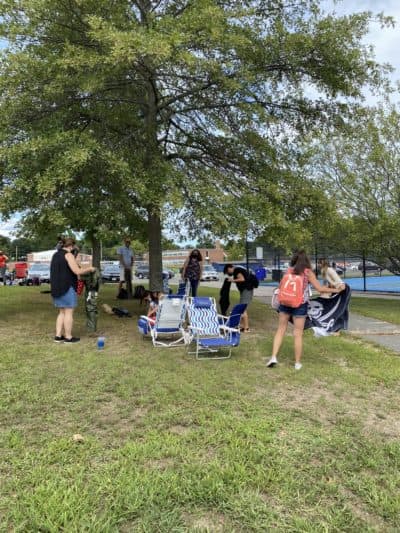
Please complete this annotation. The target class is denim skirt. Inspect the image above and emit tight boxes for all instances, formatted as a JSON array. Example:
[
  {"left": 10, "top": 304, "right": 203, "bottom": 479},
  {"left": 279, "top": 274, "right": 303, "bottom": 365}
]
[{"left": 53, "top": 286, "right": 78, "bottom": 308}]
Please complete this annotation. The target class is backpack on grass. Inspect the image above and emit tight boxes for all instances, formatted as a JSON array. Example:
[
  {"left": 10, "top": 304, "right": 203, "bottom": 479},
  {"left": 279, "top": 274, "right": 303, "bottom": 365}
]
[
  {"left": 133, "top": 285, "right": 146, "bottom": 300},
  {"left": 278, "top": 270, "right": 305, "bottom": 308},
  {"left": 117, "top": 287, "right": 128, "bottom": 300}
]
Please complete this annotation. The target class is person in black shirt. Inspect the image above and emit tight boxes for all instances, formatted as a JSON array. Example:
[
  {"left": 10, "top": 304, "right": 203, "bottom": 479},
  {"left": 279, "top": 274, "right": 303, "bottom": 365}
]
[
  {"left": 50, "top": 237, "right": 95, "bottom": 343},
  {"left": 223, "top": 264, "right": 253, "bottom": 332}
]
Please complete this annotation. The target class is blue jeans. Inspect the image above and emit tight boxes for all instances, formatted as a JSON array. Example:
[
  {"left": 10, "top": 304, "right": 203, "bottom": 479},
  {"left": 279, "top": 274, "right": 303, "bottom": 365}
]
[{"left": 189, "top": 279, "right": 199, "bottom": 297}]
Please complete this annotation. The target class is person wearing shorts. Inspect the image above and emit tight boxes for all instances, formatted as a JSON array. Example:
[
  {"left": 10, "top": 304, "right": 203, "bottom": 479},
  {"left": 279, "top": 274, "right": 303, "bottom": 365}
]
[
  {"left": 266, "top": 250, "right": 345, "bottom": 370},
  {"left": 50, "top": 237, "right": 95, "bottom": 343},
  {"left": 223, "top": 264, "right": 253, "bottom": 332}
]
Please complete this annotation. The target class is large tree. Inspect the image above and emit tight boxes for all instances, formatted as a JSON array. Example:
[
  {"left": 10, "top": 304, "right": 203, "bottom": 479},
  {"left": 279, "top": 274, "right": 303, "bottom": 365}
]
[
  {"left": 0, "top": 0, "right": 390, "bottom": 287},
  {"left": 313, "top": 106, "right": 400, "bottom": 273}
]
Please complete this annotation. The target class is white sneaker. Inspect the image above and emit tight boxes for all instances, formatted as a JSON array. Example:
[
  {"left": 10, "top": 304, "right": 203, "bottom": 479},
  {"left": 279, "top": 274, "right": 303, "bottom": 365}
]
[
  {"left": 294, "top": 362, "right": 302, "bottom": 370},
  {"left": 266, "top": 357, "right": 278, "bottom": 368}
]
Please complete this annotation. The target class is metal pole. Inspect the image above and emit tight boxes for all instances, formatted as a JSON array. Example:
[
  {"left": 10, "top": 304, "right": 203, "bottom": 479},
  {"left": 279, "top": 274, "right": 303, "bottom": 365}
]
[
  {"left": 362, "top": 251, "right": 366, "bottom": 292},
  {"left": 314, "top": 244, "right": 318, "bottom": 275},
  {"left": 245, "top": 235, "right": 250, "bottom": 273}
]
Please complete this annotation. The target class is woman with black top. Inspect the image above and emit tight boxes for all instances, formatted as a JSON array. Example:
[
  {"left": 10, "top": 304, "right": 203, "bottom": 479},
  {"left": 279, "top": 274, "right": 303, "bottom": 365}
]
[
  {"left": 50, "top": 237, "right": 95, "bottom": 343},
  {"left": 181, "top": 249, "right": 203, "bottom": 297}
]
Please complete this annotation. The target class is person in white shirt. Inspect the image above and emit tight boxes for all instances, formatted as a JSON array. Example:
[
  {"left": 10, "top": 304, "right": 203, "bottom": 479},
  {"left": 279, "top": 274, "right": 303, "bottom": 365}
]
[
  {"left": 317, "top": 258, "right": 343, "bottom": 298},
  {"left": 117, "top": 237, "right": 134, "bottom": 296}
]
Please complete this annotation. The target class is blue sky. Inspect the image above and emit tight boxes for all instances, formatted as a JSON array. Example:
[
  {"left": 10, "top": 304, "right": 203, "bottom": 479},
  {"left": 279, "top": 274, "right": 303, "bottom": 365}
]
[{"left": 1, "top": 0, "right": 400, "bottom": 238}]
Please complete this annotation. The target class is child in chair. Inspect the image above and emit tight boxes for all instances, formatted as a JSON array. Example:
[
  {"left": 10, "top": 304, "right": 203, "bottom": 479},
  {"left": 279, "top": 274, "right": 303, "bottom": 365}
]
[{"left": 145, "top": 291, "right": 163, "bottom": 324}]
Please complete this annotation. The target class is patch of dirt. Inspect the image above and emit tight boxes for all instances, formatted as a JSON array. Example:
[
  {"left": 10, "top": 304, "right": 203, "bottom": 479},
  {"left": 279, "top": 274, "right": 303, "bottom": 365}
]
[
  {"left": 362, "top": 411, "right": 400, "bottom": 440},
  {"left": 144, "top": 457, "right": 175, "bottom": 470},
  {"left": 252, "top": 379, "right": 400, "bottom": 440},
  {"left": 169, "top": 424, "right": 193, "bottom": 435},
  {"left": 339, "top": 486, "right": 387, "bottom": 530},
  {"left": 183, "top": 510, "right": 226, "bottom": 532},
  {"left": 89, "top": 397, "right": 150, "bottom": 441}
]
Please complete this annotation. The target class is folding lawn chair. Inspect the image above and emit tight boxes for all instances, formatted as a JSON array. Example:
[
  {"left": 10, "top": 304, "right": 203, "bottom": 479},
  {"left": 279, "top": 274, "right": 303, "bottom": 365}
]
[
  {"left": 137, "top": 295, "right": 188, "bottom": 347},
  {"left": 172, "top": 279, "right": 190, "bottom": 298},
  {"left": 186, "top": 297, "right": 246, "bottom": 360},
  {"left": 219, "top": 303, "right": 248, "bottom": 336}
]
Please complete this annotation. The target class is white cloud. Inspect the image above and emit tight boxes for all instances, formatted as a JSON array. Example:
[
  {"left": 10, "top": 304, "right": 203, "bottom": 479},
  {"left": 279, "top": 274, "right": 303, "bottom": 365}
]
[
  {"left": 323, "top": 0, "right": 400, "bottom": 88},
  {"left": 0, "top": 215, "right": 20, "bottom": 239}
]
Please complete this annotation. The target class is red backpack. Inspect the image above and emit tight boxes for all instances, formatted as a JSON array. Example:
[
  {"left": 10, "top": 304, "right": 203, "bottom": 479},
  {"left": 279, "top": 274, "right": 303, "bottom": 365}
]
[{"left": 278, "top": 268, "right": 306, "bottom": 308}]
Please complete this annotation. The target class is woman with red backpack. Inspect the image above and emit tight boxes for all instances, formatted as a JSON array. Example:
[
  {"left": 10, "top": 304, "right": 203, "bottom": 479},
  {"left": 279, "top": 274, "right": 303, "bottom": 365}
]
[{"left": 267, "top": 250, "right": 345, "bottom": 370}]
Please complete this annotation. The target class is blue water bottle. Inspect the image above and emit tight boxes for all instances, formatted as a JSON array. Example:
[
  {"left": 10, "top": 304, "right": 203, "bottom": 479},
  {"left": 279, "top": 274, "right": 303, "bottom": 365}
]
[{"left": 97, "top": 336, "right": 105, "bottom": 350}]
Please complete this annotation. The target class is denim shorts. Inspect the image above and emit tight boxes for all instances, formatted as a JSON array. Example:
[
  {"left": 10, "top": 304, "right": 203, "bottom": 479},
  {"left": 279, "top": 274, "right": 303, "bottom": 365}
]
[
  {"left": 53, "top": 286, "right": 78, "bottom": 308},
  {"left": 278, "top": 302, "right": 308, "bottom": 317}
]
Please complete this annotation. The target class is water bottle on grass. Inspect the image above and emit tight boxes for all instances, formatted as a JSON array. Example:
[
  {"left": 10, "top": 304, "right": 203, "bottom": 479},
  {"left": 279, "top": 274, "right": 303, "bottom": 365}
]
[{"left": 97, "top": 336, "right": 105, "bottom": 350}]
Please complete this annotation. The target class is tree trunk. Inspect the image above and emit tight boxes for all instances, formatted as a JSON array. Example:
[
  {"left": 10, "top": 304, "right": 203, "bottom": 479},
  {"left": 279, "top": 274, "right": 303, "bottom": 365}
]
[
  {"left": 90, "top": 234, "right": 101, "bottom": 269},
  {"left": 148, "top": 207, "right": 163, "bottom": 291}
]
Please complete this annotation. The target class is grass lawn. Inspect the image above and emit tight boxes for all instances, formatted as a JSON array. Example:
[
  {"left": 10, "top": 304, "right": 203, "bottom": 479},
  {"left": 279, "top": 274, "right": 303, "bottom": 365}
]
[
  {"left": 350, "top": 297, "right": 400, "bottom": 326},
  {"left": 1, "top": 284, "right": 400, "bottom": 532}
]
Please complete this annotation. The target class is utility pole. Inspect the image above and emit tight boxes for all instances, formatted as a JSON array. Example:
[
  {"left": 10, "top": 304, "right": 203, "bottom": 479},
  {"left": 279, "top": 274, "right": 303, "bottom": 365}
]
[{"left": 245, "top": 233, "right": 250, "bottom": 273}]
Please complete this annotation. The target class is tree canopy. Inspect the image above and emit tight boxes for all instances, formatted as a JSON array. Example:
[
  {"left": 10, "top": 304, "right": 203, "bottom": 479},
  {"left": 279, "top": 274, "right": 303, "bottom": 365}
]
[
  {"left": 0, "top": 0, "right": 391, "bottom": 285},
  {"left": 313, "top": 106, "right": 400, "bottom": 273}
]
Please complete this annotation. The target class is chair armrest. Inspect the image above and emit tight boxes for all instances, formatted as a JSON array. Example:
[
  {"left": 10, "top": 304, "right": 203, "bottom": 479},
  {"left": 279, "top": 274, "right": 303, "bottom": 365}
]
[
  {"left": 188, "top": 325, "right": 206, "bottom": 333},
  {"left": 220, "top": 325, "right": 240, "bottom": 333}
]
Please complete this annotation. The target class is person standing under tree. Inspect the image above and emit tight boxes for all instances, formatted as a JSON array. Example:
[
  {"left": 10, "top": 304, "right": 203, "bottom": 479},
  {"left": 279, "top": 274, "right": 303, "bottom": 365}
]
[
  {"left": 182, "top": 249, "right": 203, "bottom": 297},
  {"left": 50, "top": 237, "right": 95, "bottom": 343},
  {"left": 117, "top": 237, "right": 134, "bottom": 298},
  {"left": 0, "top": 250, "right": 9, "bottom": 285}
]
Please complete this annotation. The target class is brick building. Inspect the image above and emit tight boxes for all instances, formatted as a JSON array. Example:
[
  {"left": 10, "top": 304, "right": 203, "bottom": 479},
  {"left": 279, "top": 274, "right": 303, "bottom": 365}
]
[
  {"left": 142, "top": 241, "right": 226, "bottom": 268},
  {"left": 27, "top": 249, "right": 92, "bottom": 266}
]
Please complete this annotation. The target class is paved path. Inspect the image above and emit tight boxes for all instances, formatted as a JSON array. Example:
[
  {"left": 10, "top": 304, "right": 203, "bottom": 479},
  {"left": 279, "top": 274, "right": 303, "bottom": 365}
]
[
  {"left": 199, "top": 280, "right": 400, "bottom": 353},
  {"left": 347, "top": 313, "right": 400, "bottom": 353},
  {"left": 253, "top": 284, "right": 400, "bottom": 354}
]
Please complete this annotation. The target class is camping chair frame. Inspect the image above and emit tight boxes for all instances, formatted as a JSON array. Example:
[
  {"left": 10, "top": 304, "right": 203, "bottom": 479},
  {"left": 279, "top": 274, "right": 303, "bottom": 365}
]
[
  {"left": 139, "top": 295, "right": 188, "bottom": 347},
  {"left": 186, "top": 297, "right": 245, "bottom": 360}
]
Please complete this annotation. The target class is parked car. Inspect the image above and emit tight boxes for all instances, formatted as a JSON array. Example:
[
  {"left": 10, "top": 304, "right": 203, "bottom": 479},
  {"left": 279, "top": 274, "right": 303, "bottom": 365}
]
[
  {"left": 201, "top": 265, "right": 219, "bottom": 281},
  {"left": 346, "top": 262, "right": 357, "bottom": 271},
  {"left": 358, "top": 261, "right": 382, "bottom": 273},
  {"left": 135, "top": 265, "right": 174, "bottom": 279},
  {"left": 101, "top": 264, "right": 120, "bottom": 282},
  {"left": 135, "top": 265, "right": 149, "bottom": 279},
  {"left": 27, "top": 263, "right": 51, "bottom": 284}
]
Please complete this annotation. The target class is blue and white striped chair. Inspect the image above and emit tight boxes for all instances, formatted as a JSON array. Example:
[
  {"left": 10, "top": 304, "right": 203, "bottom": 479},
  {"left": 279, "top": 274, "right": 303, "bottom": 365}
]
[
  {"left": 186, "top": 297, "right": 246, "bottom": 359},
  {"left": 171, "top": 279, "right": 190, "bottom": 298}
]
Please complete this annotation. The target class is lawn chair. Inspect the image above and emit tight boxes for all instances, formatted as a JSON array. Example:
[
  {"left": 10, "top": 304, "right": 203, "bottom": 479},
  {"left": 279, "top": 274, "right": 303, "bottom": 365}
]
[
  {"left": 171, "top": 279, "right": 190, "bottom": 298},
  {"left": 137, "top": 295, "right": 187, "bottom": 347},
  {"left": 219, "top": 303, "right": 248, "bottom": 337},
  {"left": 186, "top": 297, "right": 245, "bottom": 360}
]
